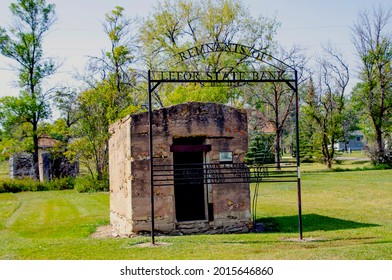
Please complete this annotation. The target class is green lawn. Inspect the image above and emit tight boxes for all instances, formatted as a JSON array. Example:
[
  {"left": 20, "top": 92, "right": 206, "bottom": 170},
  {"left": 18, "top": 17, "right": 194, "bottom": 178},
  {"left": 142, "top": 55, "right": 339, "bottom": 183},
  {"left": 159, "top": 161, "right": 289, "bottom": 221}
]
[{"left": 0, "top": 169, "right": 391, "bottom": 260}]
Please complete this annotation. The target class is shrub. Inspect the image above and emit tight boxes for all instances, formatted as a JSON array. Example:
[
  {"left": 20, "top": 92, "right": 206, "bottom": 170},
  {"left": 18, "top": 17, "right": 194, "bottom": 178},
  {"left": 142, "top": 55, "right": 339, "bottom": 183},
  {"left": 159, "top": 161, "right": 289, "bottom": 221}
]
[
  {"left": 364, "top": 142, "right": 392, "bottom": 166},
  {"left": 300, "top": 156, "right": 317, "bottom": 163},
  {"left": 0, "top": 178, "right": 42, "bottom": 193},
  {"left": 47, "top": 177, "right": 75, "bottom": 190},
  {"left": 335, "top": 159, "right": 343, "bottom": 165},
  {"left": 372, "top": 163, "right": 392, "bottom": 170},
  {"left": 0, "top": 177, "right": 75, "bottom": 193},
  {"left": 332, "top": 163, "right": 392, "bottom": 172},
  {"left": 74, "top": 177, "right": 109, "bottom": 193}
]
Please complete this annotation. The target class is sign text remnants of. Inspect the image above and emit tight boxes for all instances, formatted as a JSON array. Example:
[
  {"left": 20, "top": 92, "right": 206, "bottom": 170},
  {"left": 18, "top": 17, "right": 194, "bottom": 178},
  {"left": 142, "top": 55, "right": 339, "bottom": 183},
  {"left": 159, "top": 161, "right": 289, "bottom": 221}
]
[{"left": 177, "top": 42, "right": 268, "bottom": 62}]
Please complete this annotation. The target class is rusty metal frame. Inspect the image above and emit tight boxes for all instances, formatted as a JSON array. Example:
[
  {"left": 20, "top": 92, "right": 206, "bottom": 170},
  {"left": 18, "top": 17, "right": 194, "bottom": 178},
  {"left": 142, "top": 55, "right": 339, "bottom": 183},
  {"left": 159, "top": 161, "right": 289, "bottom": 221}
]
[
  {"left": 148, "top": 43, "right": 302, "bottom": 244},
  {"left": 153, "top": 162, "right": 298, "bottom": 186}
]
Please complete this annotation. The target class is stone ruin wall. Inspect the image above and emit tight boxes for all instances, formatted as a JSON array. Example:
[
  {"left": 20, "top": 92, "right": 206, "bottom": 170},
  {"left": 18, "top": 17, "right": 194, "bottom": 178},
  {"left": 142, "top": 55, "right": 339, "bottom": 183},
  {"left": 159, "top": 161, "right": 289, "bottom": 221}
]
[
  {"left": 9, "top": 153, "right": 35, "bottom": 179},
  {"left": 108, "top": 115, "right": 134, "bottom": 235},
  {"left": 9, "top": 151, "right": 79, "bottom": 181},
  {"left": 109, "top": 102, "right": 251, "bottom": 236}
]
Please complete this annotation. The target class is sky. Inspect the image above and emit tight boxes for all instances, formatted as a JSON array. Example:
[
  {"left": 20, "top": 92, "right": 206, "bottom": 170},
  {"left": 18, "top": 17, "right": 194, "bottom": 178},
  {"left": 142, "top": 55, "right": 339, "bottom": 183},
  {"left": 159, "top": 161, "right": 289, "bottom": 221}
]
[{"left": 0, "top": 0, "right": 391, "bottom": 98}]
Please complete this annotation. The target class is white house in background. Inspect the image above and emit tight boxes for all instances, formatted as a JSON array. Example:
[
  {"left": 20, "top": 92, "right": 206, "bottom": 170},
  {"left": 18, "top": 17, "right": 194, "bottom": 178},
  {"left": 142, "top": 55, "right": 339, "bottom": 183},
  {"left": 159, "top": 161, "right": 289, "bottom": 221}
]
[{"left": 335, "top": 130, "right": 365, "bottom": 152}]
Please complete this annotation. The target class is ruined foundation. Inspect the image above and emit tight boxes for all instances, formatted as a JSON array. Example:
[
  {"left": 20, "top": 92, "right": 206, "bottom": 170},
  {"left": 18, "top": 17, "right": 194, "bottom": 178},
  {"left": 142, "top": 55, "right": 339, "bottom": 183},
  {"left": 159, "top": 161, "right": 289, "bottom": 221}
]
[{"left": 109, "top": 102, "right": 251, "bottom": 236}]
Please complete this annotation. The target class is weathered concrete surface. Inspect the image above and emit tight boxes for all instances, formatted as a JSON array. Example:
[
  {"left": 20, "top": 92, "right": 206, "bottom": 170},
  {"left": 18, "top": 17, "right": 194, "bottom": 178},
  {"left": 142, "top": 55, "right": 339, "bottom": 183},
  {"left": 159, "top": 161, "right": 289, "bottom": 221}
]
[
  {"left": 10, "top": 137, "right": 78, "bottom": 182},
  {"left": 109, "top": 102, "right": 251, "bottom": 236}
]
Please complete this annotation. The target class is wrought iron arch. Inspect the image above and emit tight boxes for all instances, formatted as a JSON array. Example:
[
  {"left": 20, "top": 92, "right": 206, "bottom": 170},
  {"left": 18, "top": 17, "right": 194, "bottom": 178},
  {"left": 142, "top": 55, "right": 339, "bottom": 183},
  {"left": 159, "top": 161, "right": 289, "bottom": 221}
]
[
  {"left": 173, "top": 42, "right": 294, "bottom": 69},
  {"left": 147, "top": 42, "right": 302, "bottom": 244}
]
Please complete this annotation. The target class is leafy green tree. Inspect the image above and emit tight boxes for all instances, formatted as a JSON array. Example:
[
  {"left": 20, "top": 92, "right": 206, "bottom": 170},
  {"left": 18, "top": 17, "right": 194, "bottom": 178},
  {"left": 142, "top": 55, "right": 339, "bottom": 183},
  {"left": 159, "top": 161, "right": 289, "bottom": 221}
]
[
  {"left": 46, "top": 88, "right": 80, "bottom": 146},
  {"left": 0, "top": 127, "right": 15, "bottom": 161},
  {"left": 85, "top": 6, "right": 140, "bottom": 121},
  {"left": 162, "top": 83, "right": 231, "bottom": 106},
  {"left": 245, "top": 45, "right": 309, "bottom": 169},
  {"left": 351, "top": 6, "right": 392, "bottom": 164},
  {"left": 69, "top": 7, "right": 139, "bottom": 184},
  {"left": 299, "top": 77, "right": 322, "bottom": 161},
  {"left": 0, "top": 0, "right": 56, "bottom": 179},
  {"left": 66, "top": 84, "right": 111, "bottom": 182},
  {"left": 141, "top": 0, "right": 305, "bottom": 170},
  {"left": 140, "top": 0, "right": 279, "bottom": 106},
  {"left": 302, "top": 45, "right": 349, "bottom": 168}
]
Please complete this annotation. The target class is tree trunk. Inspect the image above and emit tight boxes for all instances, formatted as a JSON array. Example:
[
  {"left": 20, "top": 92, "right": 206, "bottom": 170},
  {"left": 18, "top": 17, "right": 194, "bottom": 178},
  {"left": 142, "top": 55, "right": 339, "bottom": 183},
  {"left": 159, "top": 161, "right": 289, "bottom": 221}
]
[
  {"left": 95, "top": 141, "right": 109, "bottom": 181},
  {"left": 327, "top": 158, "right": 332, "bottom": 169},
  {"left": 275, "top": 129, "right": 282, "bottom": 170},
  {"left": 322, "top": 136, "right": 333, "bottom": 169},
  {"left": 375, "top": 126, "right": 384, "bottom": 163},
  {"left": 32, "top": 124, "right": 40, "bottom": 180}
]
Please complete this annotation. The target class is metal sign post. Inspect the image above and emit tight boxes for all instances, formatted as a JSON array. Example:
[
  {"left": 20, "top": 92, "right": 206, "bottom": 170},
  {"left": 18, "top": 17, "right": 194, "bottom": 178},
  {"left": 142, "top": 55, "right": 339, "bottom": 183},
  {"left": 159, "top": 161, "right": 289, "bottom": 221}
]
[{"left": 148, "top": 70, "right": 156, "bottom": 245}]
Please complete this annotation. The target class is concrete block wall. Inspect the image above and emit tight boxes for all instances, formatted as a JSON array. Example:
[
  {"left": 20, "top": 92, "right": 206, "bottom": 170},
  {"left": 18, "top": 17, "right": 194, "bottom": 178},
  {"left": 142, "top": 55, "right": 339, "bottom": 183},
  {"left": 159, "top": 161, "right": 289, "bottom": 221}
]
[{"left": 109, "top": 102, "right": 251, "bottom": 236}]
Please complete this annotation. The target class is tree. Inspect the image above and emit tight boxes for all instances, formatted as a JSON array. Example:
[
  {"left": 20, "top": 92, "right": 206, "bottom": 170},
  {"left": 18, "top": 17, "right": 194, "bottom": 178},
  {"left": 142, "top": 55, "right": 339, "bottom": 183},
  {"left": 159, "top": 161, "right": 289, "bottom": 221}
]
[
  {"left": 298, "top": 77, "right": 322, "bottom": 161},
  {"left": 69, "top": 6, "right": 139, "bottom": 184},
  {"left": 140, "top": 0, "right": 280, "bottom": 106},
  {"left": 84, "top": 6, "right": 140, "bottom": 122},
  {"left": 141, "top": 0, "right": 309, "bottom": 169},
  {"left": 303, "top": 45, "right": 349, "bottom": 168},
  {"left": 245, "top": 45, "right": 309, "bottom": 169},
  {"left": 34, "top": 87, "right": 80, "bottom": 166},
  {"left": 0, "top": 0, "right": 56, "bottom": 179},
  {"left": 52, "top": 88, "right": 79, "bottom": 143},
  {"left": 351, "top": 6, "right": 392, "bottom": 164},
  {"left": 66, "top": 85, "right": 111, "bottom": 182}
]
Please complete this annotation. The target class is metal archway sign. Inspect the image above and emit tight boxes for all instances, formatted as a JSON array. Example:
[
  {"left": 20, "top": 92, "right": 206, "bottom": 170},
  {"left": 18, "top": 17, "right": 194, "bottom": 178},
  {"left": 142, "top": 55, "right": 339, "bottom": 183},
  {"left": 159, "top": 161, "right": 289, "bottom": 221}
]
[{"left": 147, "top": 42, "right": 303, "bottom": 244}]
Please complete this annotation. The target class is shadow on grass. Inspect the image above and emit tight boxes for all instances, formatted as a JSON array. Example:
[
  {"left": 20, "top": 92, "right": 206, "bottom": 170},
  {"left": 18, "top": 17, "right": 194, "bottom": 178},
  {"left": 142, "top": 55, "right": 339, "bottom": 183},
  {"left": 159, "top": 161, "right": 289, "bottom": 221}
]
[{"left": 256, "top": 214, "right": 379, "bottom": 233}]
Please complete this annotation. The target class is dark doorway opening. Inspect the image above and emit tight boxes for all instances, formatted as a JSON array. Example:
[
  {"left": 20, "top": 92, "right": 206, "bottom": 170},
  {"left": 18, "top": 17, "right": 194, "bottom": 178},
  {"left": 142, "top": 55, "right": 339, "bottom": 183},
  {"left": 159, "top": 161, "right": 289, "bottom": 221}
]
[{"left": 172, "top": 137, "right": 207, "bottom": 222}]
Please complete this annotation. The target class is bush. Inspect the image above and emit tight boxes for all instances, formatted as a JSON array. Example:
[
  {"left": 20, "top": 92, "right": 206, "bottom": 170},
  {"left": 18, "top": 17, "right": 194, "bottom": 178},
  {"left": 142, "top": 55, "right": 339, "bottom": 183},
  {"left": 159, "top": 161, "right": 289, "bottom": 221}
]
[
  {"left": 47, "top": 177, "right": 75, "bottom": 190},
  {"left": 372, "top": 163, "right": 392, "bottom": 170},
  {"left": 335, "top": 159, "right": 343, "bottom": 165},
  {"left": 300, "top": 156, "right": 317, "bottom": 163},
  {"left": 74, "top": 177, "right": 109, "bottom": 193},
  {"left": 332, "top": 163, "right": 392, "bottom": 172},
  {"left": 0, "top": 178, "right": 43, "bottom": 193},
  {"left": 0, "top": 177, "right": 75, "bottom": 193},
  {"left": 364, "top": 143, "right": 392, "bottom": 166}
]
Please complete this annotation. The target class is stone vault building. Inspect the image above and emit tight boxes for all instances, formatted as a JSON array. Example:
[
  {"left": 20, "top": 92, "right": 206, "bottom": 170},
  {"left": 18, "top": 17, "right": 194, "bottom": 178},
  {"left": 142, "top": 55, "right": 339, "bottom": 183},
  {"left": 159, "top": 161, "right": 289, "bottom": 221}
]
[
  {"left": 109, "top": 102, "right": 252, "bottom": 236},
  {"left": 9, "top": 137, "right": 78, "bottom": 182}
]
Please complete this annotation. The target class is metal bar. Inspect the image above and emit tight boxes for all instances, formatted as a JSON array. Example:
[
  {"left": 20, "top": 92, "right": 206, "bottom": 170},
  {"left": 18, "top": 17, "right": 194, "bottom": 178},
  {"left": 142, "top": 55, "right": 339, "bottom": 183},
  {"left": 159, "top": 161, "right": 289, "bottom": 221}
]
[
  {"left": 149, "top": 70, "right": 296, "bottom": 80},
  {"left": 151, "top": 174, "right": 300, "bottom": 179},
  {"left": 152, "top": 162, "right": 298, "bottom": 167},
  {"left": 151, "top": 161, "right": 299, "bottom": 187},
  {"left": 151, "top": 180, "right": 299, "bottom": 185},
  {"left": 294, "top": 70, "right": 303, "bottom": 240},
  {"left": 152, "top": 165, "right": 298, "bottom": 169},
  {"left": 152, "top": 180, "right": 298, "bottom": 187},
  {"left": 152, "top": 177, "right": 298, "bottom": 182},
  {"left": 148, "top": 70, "right": 155, "bottom": 245},
  {"left": 150, "top": 81, "right": 161, "bottom": 92},
  {"left": 150, "top": 79, "right": 296, "bottom": 84}
]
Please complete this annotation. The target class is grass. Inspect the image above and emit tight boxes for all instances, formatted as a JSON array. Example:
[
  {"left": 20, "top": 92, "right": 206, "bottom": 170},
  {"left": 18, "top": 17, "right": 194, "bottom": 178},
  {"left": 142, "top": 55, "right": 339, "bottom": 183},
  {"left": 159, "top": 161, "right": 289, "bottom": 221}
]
[
  {"left": 0, "top": 168, "right": 391, "bottom": 260},
  {"left": 300, "top": 160, "right": 373, "bottom": 172}
]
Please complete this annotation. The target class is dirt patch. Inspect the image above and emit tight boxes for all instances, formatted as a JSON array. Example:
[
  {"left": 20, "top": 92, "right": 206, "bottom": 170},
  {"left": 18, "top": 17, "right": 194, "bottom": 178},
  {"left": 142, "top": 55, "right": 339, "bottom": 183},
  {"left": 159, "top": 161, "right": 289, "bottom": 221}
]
[
  {"left": 90, "top": 225, "right": 115, "bottom": 239},
  {"left": 90, "top": 225, "right": 145, "bottom": 239},
  {"left": 132, "top": 242, "right": 171, "bottom": 248},
  {"left": 280, "top": 237, "right": 326, "bottom": 242}
]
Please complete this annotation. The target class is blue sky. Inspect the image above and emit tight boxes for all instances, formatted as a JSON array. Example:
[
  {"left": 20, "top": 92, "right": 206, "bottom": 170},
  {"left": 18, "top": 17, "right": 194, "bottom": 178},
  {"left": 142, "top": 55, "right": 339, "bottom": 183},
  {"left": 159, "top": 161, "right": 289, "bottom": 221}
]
[{"left": 0, "top": 0, "right": 391, "bottom": 97}]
